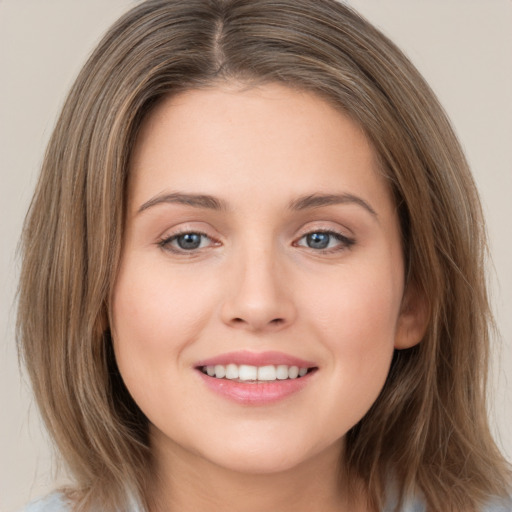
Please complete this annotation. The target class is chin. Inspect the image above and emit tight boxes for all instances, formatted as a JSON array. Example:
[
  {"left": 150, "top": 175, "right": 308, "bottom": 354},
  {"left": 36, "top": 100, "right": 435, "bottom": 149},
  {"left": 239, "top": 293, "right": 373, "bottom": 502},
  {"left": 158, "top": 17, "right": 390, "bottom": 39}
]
[{"left": 195, "top": 433, "right": 341, "bottom": 476}]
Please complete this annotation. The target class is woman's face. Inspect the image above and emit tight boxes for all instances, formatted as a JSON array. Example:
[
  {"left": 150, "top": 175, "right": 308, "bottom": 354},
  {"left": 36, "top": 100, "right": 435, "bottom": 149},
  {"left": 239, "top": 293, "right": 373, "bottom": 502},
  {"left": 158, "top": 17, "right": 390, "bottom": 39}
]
[{"left": 112, "top": 83, "right": 423, "bottom": 475}]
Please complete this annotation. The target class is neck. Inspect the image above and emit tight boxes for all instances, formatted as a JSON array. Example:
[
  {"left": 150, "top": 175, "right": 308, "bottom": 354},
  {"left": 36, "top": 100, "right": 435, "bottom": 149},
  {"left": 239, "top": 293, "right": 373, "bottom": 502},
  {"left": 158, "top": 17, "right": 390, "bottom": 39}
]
[{"left": 148, "top": 437, "right": 368, "bottom": 512}]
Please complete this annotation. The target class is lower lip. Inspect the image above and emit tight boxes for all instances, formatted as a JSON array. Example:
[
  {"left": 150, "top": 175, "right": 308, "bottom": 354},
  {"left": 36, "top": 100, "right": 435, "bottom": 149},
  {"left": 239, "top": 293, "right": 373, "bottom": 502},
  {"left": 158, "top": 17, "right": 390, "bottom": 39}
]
[{"left": 197, "top": 370, "right": 315, "bottom": 405}]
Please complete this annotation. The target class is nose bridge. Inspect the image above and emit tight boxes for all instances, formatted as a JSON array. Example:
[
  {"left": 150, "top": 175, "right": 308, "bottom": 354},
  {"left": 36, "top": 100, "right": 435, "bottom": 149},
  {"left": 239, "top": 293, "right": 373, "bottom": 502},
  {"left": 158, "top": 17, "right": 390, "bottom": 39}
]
[
  {"left": 240, "top": 245, "right": 279, "bottom": 300},
  {"left": 221, "top": 237, "right": 295, "bottom": 331}
]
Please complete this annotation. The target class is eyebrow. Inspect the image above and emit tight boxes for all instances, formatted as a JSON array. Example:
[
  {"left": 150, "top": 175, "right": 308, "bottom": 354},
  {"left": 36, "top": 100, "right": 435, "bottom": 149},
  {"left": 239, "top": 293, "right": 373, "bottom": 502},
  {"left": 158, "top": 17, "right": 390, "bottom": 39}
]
[
  {"left": 289, "top": 193, "right": 378, "bottom": 217},
  {"left": 137, "top": 192, "right": 227, "bottom": 213},
  {"left": 137, "top": 191, "right": 377, "bottom": 218}
]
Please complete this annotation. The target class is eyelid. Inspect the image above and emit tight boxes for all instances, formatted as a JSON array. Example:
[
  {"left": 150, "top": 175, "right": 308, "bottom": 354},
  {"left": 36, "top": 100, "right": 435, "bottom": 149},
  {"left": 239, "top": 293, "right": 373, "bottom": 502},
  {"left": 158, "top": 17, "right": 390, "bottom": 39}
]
[
  {"left": 157, "top": 228, "right": 221, "bottom": 254},
  {"left": 293, "top": 227, "right": 356, "bottom": 253}
]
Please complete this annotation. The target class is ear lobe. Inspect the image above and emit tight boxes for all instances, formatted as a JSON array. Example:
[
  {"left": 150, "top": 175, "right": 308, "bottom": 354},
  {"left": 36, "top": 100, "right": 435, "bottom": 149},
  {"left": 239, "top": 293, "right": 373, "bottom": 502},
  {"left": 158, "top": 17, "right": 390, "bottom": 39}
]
[{"left": 394, "top": 283, "right": 429, "bottom": 350}]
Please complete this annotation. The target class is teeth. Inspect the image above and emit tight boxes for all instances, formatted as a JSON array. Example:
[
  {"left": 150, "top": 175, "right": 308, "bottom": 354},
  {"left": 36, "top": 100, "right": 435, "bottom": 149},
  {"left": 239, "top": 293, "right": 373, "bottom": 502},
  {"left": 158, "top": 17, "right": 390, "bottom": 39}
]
[
  {"left": 239, "top": 364, "right": 257, "bottom": 380},
  {"left": 201, "top": 364, "right": 311, "bottom": 381},
  {"left": 225, "top": 363, "right": 238, "bottom": 380},
  {"left": 276, "top": 365, "right": 289, "bottom": 380},
  {"left": 258, "top": 365, "right": 276, "bottom": 381},
  {"left": 288, "top": 366, "right": 299, "bottom": 379},
  {"left": 214, "top": 364, "right": 226, "bottom": 378}
]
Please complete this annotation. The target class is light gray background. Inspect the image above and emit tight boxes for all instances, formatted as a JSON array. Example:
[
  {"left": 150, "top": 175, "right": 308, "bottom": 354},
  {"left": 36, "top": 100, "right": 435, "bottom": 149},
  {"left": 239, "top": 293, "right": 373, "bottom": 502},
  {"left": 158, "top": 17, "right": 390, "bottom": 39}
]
[{"left": 1, "top": 1, "right": 511, "bottom": 511}]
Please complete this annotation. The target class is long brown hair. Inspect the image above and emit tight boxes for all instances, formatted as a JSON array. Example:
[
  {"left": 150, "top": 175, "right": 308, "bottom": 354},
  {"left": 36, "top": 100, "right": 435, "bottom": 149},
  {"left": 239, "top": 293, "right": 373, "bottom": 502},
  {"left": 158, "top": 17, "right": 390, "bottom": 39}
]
[{"left": 17, "top": 1, "right": 510, "bottom": 510}]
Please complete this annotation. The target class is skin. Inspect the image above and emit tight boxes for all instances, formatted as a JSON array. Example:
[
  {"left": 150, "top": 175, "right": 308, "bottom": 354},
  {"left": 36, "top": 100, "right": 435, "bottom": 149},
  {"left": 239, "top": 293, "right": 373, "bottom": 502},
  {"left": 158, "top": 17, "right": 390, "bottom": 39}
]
[{"left": 111, "top": 83, "right": 426, "bottom": 512}]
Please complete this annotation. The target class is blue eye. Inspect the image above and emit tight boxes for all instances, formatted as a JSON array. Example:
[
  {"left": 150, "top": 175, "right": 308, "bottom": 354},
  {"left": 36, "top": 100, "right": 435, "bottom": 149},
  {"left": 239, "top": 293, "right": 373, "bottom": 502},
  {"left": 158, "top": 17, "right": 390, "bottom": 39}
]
[
  {"left": 175, "top": 233, "right": 203, "bottom": 250},
  {"left": 297, "top": 231, "right": 354, "bottom": 251},
  {"left": 306, "top": 232, "right": 331, "bottom": 249},
  {"left": 159, "top": 232, "right": 212, "bottom": 252}
]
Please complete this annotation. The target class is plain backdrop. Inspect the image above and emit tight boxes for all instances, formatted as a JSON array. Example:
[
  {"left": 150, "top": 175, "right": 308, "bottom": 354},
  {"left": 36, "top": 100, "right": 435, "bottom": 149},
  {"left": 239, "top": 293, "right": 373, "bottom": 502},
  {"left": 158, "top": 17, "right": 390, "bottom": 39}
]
[{"left": 1, "top": 1, "right": 511, "bottom": 511}]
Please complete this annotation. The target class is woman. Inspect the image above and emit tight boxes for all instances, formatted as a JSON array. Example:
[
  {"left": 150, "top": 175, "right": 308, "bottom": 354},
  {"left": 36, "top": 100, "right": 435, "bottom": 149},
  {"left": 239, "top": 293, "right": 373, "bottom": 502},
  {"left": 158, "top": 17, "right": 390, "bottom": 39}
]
[{"left": 17, "top": 1, "right": 511, "bottom": 510}]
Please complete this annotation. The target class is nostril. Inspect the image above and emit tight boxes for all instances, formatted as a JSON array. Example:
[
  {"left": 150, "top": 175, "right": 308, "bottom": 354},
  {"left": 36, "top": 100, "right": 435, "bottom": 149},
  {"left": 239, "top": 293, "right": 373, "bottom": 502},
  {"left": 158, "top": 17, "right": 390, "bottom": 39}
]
[{"left": 230, "top": 317, "right": 284, "bottom": 327}]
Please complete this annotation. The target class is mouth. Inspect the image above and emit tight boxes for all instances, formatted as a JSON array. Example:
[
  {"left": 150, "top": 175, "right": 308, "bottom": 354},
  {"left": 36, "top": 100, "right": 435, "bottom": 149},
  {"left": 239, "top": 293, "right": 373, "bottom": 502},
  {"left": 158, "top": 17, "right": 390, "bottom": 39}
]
[
  {"left": 199, "top": 364, "right": 314, "bottom": 382},
  {"left": 195, "top": 351, "right": 318, "bottom": 404}
]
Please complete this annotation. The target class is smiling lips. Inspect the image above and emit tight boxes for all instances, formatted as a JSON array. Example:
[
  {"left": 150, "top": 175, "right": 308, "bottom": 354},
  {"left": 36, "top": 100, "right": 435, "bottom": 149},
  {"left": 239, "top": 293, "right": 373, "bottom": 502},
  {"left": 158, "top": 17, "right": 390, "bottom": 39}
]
[
  {"left": 195, "top": 351, "right": 317, "bottom": 404},
  {"left": 201, "top": 363, "right": 309, "bottom": 381}
]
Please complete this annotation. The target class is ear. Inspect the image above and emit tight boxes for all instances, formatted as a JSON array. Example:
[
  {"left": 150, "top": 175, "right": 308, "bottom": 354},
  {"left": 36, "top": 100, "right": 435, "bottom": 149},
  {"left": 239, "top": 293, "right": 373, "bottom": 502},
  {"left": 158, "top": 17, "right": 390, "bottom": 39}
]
[{"left": 394, "top": 282, "right": 429, "bottom": 350}]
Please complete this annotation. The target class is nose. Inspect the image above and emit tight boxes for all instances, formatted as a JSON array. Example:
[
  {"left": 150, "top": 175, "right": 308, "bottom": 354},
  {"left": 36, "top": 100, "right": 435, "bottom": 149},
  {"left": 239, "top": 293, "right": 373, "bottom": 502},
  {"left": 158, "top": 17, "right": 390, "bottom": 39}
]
[{"left": 220, "top": 247, "right": 297, "bottom": 333}]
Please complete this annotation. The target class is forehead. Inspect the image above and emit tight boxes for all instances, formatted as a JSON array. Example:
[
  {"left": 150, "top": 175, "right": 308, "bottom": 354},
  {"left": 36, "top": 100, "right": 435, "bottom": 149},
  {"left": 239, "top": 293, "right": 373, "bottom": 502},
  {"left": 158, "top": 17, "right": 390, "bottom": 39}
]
[
  {"left": 127, "top": 82, "right": 393, "bottom": 216},
  {"left": 134, "top": 83, "right": 372, "bottom": 154}
]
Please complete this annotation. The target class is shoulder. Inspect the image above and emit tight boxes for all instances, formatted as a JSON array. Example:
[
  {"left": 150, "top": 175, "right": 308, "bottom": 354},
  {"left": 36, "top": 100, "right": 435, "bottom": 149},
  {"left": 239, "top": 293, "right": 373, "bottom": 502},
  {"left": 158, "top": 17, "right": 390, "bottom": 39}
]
[
  {"left": 20, "top": 492, "right": 143, "bottom": 512},
  {"left": 21, "top": 493, "right": 71, "bottom": 512},
  {"left": 483, "top": 496, "right": 512, "bottom": 511},
  {"left": 384, "top": 494, "right": 512, "bottom": 512}
]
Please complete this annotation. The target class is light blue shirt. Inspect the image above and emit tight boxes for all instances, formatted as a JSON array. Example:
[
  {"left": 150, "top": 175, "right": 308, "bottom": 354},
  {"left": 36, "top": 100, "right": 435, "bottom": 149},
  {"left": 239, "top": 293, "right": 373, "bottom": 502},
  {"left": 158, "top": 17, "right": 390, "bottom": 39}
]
[{"left": 23, "top": 491, "right": 512, "bottom": 511}]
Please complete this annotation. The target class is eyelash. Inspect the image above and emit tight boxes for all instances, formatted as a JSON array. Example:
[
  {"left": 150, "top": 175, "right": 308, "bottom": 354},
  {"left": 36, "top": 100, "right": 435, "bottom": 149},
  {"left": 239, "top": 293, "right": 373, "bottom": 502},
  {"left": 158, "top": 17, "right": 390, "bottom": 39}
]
[
  {"left": 294, "top": 230, "right": 355, "bottom": 253},
  {"left": 157, "top": 230, "right": 217, "bottom": 254},
  {"left": 158, "top": 228, "right": 355, "bottom": 256}
]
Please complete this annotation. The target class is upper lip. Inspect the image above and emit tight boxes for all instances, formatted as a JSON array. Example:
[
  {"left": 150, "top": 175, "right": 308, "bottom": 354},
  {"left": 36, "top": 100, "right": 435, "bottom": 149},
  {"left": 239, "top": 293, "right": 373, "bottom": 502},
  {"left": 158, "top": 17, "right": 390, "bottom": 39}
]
[{"left": 195, "top": 350, "right": 316, "bottom": 368}]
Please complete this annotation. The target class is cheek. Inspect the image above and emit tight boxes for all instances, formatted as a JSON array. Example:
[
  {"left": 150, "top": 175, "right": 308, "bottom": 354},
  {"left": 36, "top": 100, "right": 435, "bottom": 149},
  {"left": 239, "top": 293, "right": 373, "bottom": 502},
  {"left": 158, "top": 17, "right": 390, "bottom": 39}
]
[
  {"left": 308, "top": 261, "right": 402, "bottom": 341},
  {"left": 303, "top": 260, "right": 402, "bottom": 393},
  {"left": 111, "top": 264, "right": 210, "bottom": 427},
  {"left": 112, "top": 259, "right": 213, "bottom": 345},
  {"left": 110, "top": 260, "right": 215, "bottom": 398}
]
